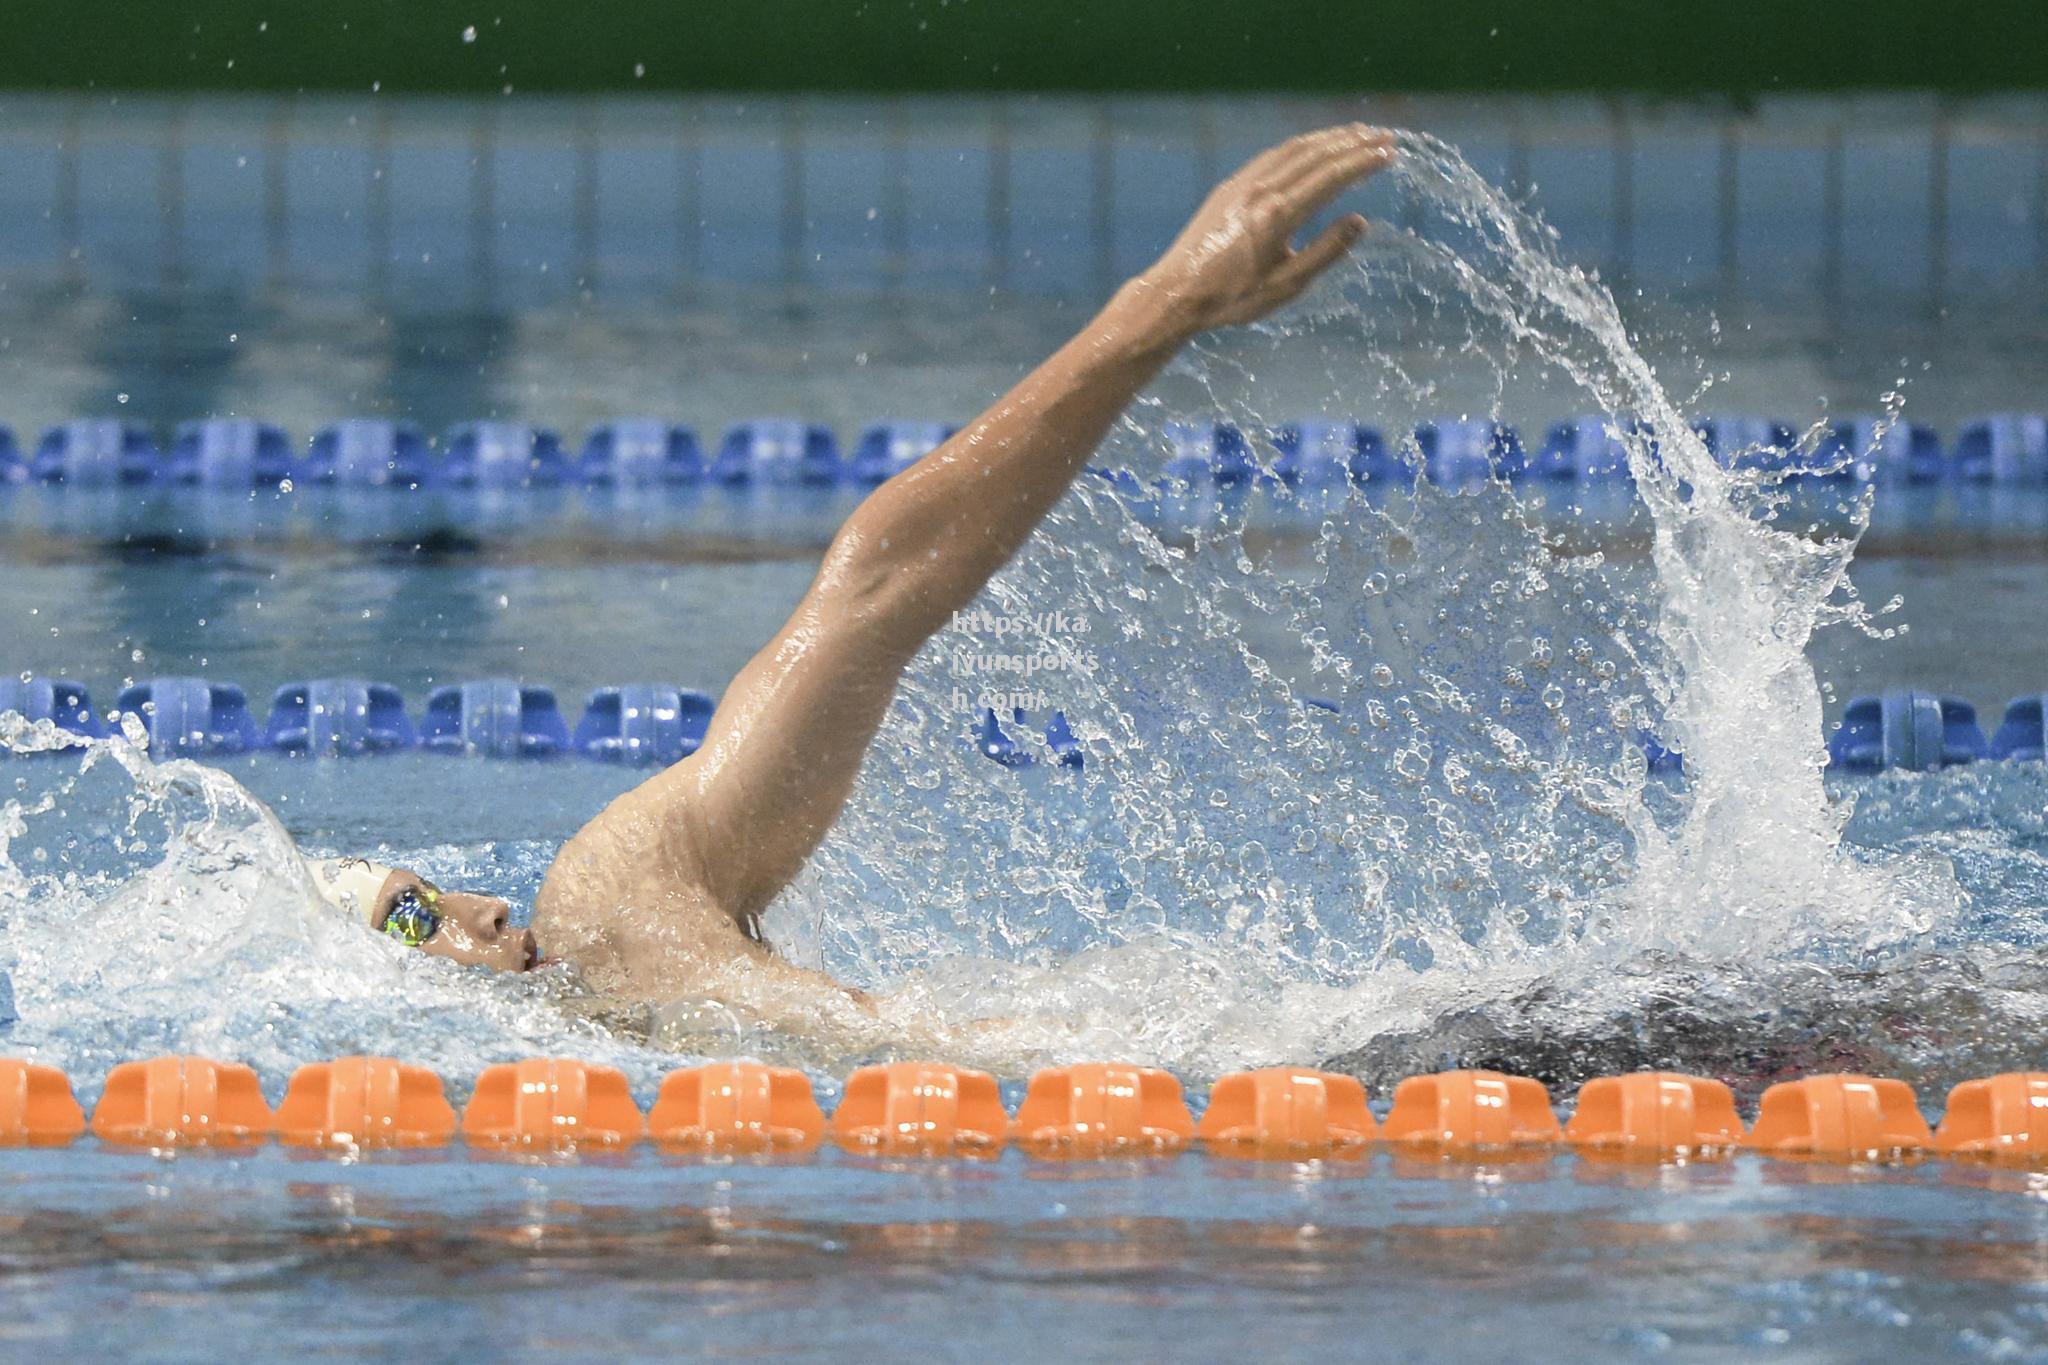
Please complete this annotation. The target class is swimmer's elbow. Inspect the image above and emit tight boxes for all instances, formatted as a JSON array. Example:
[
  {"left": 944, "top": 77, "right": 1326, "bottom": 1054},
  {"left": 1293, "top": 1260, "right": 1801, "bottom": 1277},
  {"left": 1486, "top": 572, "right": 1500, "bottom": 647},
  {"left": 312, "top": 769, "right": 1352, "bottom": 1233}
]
[{"left": 815, "top": 523, "right": 957, "bottom": 652}]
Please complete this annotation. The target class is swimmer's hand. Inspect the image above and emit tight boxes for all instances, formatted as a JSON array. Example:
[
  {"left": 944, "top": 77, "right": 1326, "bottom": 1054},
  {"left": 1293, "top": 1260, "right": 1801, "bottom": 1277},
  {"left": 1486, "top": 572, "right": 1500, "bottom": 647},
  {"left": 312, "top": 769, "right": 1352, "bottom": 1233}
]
[{"left": 1128, "top": 123, "right": 1394, "bottom": 339}]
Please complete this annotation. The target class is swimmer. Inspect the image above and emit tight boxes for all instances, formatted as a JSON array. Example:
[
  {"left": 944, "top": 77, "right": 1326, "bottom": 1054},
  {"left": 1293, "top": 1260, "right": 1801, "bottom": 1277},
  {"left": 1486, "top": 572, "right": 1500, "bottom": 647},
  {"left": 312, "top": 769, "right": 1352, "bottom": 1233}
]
[{"left": 308, "top": 124, "right": 1397, "bottom": 1029}]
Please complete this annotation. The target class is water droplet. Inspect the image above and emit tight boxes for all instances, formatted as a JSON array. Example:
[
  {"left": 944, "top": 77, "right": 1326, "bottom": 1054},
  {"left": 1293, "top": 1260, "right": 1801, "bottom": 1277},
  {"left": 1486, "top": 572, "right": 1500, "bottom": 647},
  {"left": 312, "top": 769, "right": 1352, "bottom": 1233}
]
[{"left": 461, "top": 24, "right": 477, "bottom": 42}]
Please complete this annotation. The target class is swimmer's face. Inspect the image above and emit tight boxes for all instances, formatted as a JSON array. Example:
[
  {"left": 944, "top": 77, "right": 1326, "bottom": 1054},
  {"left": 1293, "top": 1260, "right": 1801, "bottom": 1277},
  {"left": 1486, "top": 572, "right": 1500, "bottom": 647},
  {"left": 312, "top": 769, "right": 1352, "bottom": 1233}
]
[
  {"left": 371, "top": 867, "right": 540, "bottom": 973},
  {"left": 313, "top": 857, "right": 539, "bottom": 973}
]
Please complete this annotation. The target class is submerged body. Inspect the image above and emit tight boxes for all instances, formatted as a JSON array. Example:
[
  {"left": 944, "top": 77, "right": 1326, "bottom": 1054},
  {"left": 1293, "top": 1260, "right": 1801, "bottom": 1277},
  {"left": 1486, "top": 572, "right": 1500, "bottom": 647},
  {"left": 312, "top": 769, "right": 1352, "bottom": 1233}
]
[{"left": 310, "top": 126, "right": 1397, "bottom": 1025}]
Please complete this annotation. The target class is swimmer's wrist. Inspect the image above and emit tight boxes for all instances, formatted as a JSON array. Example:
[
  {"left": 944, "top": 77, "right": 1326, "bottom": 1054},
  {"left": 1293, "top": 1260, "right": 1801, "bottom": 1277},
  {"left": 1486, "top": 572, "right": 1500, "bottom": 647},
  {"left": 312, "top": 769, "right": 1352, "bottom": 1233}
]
[{"left": 1097, "top": 273, "right": 1203, "bottom": 360}]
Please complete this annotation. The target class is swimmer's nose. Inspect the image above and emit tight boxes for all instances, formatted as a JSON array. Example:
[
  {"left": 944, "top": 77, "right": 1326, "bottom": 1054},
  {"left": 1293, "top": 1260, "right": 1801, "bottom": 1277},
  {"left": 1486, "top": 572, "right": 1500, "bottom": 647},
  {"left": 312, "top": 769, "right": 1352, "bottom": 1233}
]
[{"left": 445, "top": 892, "right": 513, "bottom": 944}]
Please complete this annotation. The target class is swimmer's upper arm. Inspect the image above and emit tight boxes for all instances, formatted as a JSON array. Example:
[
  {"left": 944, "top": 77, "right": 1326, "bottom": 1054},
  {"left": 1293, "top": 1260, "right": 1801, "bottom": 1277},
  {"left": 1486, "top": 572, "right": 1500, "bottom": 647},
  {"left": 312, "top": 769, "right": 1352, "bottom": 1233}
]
[{"left": 628, "top": 531, "right": 923, "bottom": 925}]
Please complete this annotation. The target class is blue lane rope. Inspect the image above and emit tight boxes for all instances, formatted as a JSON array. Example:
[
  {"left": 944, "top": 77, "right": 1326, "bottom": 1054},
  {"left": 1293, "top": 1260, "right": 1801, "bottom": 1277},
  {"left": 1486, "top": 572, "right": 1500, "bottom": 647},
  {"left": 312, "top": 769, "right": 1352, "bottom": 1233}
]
[
  {"left": 2, "top": 414, "right": 2044, "bottom": 491},
  {"left": 0, "top": 675, "right": 2039, "bottom": 771}
]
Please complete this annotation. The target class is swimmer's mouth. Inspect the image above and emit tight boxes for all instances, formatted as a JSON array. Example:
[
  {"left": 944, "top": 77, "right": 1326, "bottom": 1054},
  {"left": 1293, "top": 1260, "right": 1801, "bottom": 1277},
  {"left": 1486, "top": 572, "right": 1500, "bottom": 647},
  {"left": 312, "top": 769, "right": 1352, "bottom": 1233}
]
[{"left": 521, "top": 930, "right": 542, "bottom": 972}]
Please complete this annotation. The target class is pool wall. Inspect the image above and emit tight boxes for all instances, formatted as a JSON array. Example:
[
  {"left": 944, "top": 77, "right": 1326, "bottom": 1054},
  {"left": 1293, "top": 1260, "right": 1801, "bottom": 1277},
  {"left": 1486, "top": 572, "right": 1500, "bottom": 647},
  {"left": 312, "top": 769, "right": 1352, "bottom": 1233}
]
[{"left": 0, "top": 94, "right": 2040, "bottom": 316}]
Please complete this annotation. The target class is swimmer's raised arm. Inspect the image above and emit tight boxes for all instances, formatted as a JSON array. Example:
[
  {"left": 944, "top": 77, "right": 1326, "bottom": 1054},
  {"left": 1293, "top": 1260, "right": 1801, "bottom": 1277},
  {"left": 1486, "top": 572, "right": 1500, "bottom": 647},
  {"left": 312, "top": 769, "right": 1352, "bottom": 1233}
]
[
  {"left": 804, "top": 123, "right": 1395, "bottom": 661},
  {"left": 543, "top": 125, "right": 1393, "bottom": 961}
]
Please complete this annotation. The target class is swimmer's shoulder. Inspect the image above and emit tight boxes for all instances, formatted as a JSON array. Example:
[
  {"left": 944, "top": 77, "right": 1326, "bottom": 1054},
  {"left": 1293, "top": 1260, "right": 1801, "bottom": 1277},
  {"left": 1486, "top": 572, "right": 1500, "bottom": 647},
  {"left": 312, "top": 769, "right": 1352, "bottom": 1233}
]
[
  {"left": 541, "top": 772, "right": 702, "bottom": 901},
  {"left": 533, "top": 778, "right": 747, "bottom": 991}
]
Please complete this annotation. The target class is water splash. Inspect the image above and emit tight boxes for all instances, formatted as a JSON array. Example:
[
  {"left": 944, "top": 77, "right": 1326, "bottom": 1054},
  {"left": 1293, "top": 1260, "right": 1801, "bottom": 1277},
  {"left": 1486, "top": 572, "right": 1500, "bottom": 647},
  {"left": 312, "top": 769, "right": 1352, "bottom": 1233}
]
[
  {"left": 0, "top": 131, "right": 2010, "bottom": 1095},
  {"left": 0, "top": 715, "right": 664, "bottom": 1098},
  {"left": 782, "top": 131, "right": 1967, "bottom": 1075}
]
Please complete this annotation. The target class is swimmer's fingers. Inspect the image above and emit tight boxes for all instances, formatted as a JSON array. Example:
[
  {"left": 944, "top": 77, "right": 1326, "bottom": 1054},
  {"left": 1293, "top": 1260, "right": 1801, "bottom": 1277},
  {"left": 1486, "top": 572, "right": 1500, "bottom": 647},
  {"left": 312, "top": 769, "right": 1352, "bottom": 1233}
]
[
  {"left": 1261, "top": 212, "right": 1369, "bottom": 308},
  {"left": 1273, "top": 135, "right": 1397, "bottom": 236},
  {"left": 1228, "top": 133, "right": 1316, "bottom": 188},
  {"left": 1262, "top": 124, "right": 1372, "bottom": 182},
  {"left": 1234, "top": 125, "right": 1359, "bottom": 186},
  {"left": 1271, "top": 123, "right": 1393, "bottom": 189},
  {"left": 1226, "top": 125, "right": 1385, "bottom": 213}
]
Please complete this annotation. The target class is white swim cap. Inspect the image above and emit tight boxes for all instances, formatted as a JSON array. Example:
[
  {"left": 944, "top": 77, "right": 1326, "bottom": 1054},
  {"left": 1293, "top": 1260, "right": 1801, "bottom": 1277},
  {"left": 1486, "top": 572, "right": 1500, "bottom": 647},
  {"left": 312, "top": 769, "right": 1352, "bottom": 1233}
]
[{"left": 308, "top": 856, "right": 397, "bottom": 927}]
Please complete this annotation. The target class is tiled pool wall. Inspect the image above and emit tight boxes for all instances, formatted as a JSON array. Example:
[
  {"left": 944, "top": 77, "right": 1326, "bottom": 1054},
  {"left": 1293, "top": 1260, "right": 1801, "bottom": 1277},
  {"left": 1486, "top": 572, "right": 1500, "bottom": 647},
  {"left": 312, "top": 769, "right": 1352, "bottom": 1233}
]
[{"left": 0, "top": 92, "right": 2041, "bottom": 310}]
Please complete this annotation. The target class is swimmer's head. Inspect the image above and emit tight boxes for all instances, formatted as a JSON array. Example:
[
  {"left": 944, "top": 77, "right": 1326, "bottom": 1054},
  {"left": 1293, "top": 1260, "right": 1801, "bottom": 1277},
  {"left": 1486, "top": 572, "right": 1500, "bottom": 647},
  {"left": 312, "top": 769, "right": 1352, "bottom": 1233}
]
[{"left": 309, "top": 856, "right": 539, "bottom": 973}]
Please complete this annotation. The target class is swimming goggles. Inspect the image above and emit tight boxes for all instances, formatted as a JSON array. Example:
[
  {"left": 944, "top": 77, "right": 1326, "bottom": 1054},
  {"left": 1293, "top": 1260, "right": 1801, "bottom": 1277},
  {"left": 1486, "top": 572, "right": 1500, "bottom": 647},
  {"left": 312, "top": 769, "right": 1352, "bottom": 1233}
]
[{"left": 384, "top": 885, "right": 444, "bottom": 948}]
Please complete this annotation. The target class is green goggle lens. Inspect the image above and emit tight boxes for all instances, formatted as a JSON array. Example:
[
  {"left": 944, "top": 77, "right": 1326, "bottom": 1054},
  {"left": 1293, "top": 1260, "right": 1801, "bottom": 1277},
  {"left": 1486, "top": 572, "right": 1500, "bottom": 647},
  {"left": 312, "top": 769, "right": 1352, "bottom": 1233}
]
[{"left": 384, "top": 887, "right": 443, "bottom": 948}]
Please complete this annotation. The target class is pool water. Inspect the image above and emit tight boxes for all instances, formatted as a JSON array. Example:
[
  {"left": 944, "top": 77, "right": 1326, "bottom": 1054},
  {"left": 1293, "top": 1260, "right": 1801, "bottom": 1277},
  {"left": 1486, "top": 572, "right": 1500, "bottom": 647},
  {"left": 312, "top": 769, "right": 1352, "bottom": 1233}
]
[
  {"left": 2, "top": 126, "right": 2047, "bottom": 1360},
  {"left": 0, "top": 491, "right": 2044, "bottom": 730},
  {"left": 4, "top": 1143, "right": 2048, "bottom": 1361}
]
